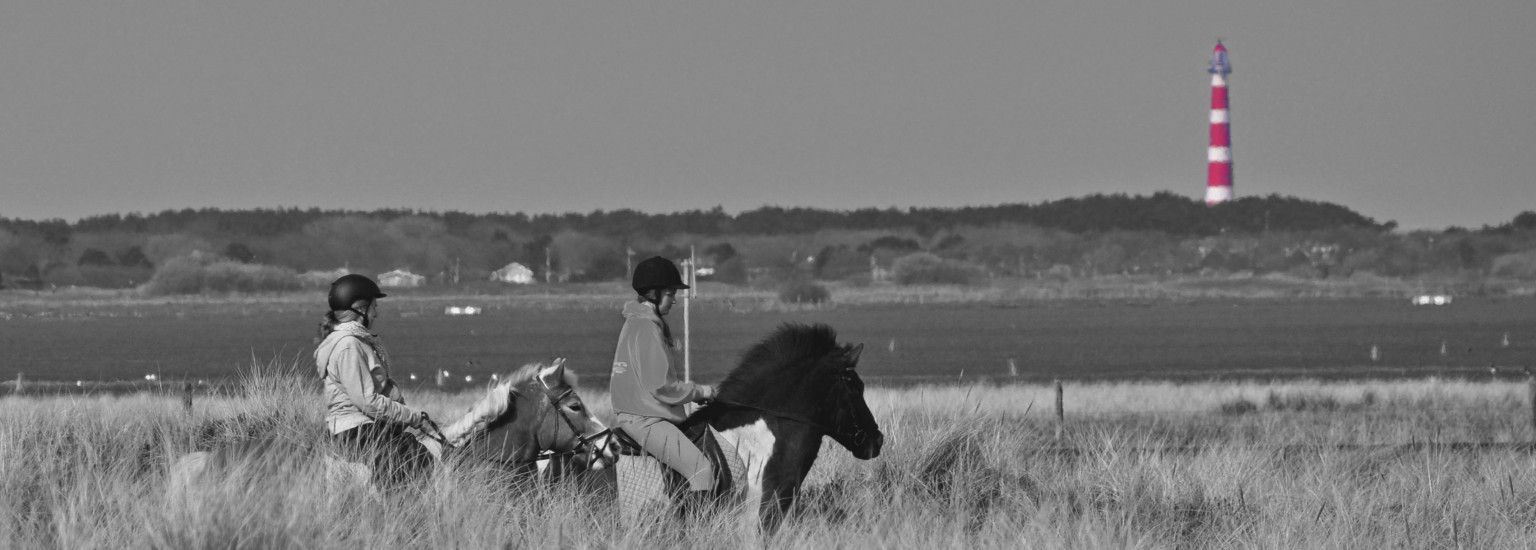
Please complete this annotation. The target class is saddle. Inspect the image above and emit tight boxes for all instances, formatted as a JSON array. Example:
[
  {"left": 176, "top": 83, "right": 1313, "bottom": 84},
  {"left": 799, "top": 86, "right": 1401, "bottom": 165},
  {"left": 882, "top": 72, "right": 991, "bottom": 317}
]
[{"left": 614, "top": 424, "right": 746, "bottom": 522}]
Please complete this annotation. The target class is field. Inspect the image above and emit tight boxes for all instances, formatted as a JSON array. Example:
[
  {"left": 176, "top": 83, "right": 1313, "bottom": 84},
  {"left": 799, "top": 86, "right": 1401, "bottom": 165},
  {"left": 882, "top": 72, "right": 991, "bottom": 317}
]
[
  {"left": 2, "top": 292, "right": 1534, "bottom": 547},
  {"left": 1, "top": 292, "right": 1533, "bottom": 387},
  {"left": 3, "top": 363, "right": 1536, "bottom": 548}
]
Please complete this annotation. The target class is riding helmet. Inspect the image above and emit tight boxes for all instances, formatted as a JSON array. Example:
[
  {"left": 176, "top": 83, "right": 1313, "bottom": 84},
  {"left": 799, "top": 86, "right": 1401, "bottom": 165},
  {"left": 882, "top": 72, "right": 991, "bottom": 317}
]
[
  {"left": 631, "top": 256, "right": 689, "bottom": 293},
  {"left": 327, "top": 274, "right": 388, "bottom": 311}
]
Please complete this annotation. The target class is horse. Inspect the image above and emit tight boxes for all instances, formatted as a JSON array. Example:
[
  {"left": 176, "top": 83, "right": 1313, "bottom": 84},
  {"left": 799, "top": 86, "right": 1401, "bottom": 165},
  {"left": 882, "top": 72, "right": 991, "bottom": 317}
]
[
  {"left": 616, "top": 323, "right": 884, "bottom": 530},
  {"left": 167, "top": 359, "right": 617, "bottom": 496}
]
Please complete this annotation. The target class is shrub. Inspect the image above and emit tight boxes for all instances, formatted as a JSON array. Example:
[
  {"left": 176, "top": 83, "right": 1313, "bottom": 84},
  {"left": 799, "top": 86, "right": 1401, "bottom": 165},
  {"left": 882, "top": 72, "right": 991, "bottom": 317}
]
[
  {"left": 891, "top": 252, "right": 979, "bottom": 285},
  {"left": 778, "top": 280, "right": 830, "bottom": 304},
  {"left": 143, "top": 254, "right": 300, "bottom": 295},
  {"left": 715, "top": 257, "right": 748, "bottom": 284},
  {"left": 1490, "top": 250, "right": 1536, "bottom": 279}
]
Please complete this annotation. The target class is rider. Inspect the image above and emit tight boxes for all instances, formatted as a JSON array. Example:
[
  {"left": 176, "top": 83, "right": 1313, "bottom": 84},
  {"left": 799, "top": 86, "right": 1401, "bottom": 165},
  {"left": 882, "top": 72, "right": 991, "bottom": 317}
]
[
  {"left": 314, "top": 274, "right": 435, "bottom": 484},
  {"left": 610, "top": 256, "right": 717, "bottom": 495}
]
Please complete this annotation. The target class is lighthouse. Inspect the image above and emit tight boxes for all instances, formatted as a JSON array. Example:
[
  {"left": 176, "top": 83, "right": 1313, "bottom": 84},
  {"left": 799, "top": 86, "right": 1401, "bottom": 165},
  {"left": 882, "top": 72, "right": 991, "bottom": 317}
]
[{"left": 1205, "top": 41, "right": 1233, "bottom": 205}]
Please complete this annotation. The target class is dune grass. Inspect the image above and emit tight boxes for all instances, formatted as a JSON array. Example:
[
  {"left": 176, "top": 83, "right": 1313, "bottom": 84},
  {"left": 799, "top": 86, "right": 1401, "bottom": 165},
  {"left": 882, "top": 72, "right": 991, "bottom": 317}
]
[{"left": 3, "top": 362, "right": 1535, "bottom": 548}]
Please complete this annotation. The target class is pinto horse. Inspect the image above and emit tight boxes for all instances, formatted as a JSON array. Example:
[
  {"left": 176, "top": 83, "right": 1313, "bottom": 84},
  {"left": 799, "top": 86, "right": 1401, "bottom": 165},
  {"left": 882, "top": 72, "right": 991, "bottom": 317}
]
[
  {"left": 168, "top": 360, "right": 616, "bottom": 494},
  {"left": 618, "top": 323, "right": 884, "bottom": 530}
]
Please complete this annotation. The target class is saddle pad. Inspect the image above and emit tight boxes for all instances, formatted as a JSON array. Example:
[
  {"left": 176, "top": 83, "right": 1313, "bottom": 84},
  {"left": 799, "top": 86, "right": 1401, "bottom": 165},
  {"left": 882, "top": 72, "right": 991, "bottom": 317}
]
[
  {"left": 616, "top": 426, "right": 747, "bottom": 524},
  {"left": 616, "top": 455, "right": 665, "bottom": 525}
]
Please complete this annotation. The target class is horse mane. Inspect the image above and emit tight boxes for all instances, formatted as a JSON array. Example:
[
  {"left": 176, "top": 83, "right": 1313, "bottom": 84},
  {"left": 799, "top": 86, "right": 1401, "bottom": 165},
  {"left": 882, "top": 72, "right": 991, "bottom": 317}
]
[
  {"left": 440, "top": 362, "right": 576, "bottom": 447},
  {"left": 716, "top": 323, "right": 842, "bottom": 403}
]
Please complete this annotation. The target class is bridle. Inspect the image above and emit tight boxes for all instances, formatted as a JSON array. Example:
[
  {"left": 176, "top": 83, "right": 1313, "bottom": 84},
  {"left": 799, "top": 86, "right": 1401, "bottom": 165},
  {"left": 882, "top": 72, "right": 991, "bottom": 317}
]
[
  {"left": 411, "top": 381, "right": 612, "bottom": 469},
  {"left": 517, "top": 383, "right": 613, "bottom": 467}
]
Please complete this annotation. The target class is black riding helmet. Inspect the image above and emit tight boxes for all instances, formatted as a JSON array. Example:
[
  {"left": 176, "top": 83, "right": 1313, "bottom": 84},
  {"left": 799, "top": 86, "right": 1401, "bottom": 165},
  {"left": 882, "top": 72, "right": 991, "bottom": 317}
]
[
  {"left": 631, "top": 256, "right": 689, "bottom": 294},
  {"left": 328, "top": 274, "right": 387, "bottom": 313}
]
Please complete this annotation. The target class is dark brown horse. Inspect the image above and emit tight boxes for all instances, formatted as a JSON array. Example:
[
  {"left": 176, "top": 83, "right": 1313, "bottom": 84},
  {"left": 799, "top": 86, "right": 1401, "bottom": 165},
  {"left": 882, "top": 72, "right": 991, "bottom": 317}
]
[{"left": 614, "top": 323, "right": 883, "bottom": 530}]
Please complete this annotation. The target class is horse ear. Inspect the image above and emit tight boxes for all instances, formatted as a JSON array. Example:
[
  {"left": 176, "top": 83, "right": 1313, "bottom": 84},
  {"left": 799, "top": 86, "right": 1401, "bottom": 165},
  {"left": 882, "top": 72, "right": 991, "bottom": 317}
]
[
  {"left": 843, "top": 343, "right": 864, "bottom": 367},
  {"left": 538, "top": 358, "right": 567, "bottom": 389}
]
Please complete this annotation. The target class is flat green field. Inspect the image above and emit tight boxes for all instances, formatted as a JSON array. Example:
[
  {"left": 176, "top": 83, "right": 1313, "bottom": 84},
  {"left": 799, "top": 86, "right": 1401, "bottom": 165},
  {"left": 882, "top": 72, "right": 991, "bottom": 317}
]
[{"left": 1, "top": 294, "right": 1532, "bottom": 386}]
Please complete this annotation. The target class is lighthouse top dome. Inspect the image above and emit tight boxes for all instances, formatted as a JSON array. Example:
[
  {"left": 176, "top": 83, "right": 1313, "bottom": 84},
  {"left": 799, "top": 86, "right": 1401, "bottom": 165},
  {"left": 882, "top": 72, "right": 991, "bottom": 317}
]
[{"left": 1209, "top": 41, "right": 1231, "bottom": 75}]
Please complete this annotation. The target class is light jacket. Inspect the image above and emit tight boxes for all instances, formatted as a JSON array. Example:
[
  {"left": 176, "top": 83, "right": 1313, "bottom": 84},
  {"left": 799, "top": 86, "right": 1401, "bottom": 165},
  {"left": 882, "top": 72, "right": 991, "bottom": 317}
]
[
  {"left": 609, "top": 301, "right": 714, "bottom": 422},
  {"left": 314, "top": 321, "right": 420, "bottom": 434}
]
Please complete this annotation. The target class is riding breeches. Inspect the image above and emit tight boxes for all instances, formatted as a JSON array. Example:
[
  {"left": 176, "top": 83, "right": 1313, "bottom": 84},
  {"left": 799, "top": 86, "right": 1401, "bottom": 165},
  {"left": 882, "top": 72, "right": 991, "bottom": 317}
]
[
  {"left": 334, "top": 422, "right": 431, "bottom": 486},
  {"left": 615, "top": 412, "right": 715, "bottom": 492}
]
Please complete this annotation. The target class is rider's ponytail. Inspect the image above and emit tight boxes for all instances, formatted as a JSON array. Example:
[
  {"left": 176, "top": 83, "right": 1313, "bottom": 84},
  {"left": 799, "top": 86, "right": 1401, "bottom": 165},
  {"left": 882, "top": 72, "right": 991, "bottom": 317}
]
[{"left": 316, "top": 311, "right": 342, "bottom": 342}]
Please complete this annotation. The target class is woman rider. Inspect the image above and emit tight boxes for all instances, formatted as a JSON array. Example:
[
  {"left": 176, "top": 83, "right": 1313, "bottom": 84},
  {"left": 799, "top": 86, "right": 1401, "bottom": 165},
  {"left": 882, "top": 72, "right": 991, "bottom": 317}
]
[
  {"left": 314, "top": 274, "right": 435, "bottom": 484},
  {"left": 610, "top": 256, "right": 717, "bottom": 496}
]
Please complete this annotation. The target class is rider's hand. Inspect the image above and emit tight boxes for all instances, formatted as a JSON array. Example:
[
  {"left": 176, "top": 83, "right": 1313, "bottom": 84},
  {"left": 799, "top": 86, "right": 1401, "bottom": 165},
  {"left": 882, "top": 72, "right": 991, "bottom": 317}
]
[
  {"left": 409, "top": 410, "right": 434, "bottom": 432},
  {"left": 694, "top": 384, "right": 717, "bottom": 403}
]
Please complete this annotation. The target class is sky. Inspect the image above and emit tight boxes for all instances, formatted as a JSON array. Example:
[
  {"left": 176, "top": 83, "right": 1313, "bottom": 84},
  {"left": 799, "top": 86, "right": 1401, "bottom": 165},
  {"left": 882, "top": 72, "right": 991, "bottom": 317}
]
[{"left": 1, "top": 1, "right": 1532, "bottom": 230}]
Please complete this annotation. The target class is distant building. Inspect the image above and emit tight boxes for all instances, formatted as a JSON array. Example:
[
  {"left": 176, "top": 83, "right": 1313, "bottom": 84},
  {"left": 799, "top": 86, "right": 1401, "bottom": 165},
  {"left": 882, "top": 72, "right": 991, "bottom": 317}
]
[
  {"left": 297, "top": 267, "right": 351, "bottom": 288},
  {"left": 870, "top": 256, "right": 892, "bottom": 282},
  {"left": 377, "top": 269, "right": 426, "bottom": 288},
  {"left": 489, "top": 262, "right": 535, "bottom": 285}
]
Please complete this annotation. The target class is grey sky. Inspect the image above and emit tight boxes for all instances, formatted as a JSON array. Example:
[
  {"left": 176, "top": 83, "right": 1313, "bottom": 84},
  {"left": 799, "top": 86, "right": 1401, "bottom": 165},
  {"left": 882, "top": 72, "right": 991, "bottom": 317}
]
[{"left": 1, "top": 1, "right": 1532, "bottom": 229}]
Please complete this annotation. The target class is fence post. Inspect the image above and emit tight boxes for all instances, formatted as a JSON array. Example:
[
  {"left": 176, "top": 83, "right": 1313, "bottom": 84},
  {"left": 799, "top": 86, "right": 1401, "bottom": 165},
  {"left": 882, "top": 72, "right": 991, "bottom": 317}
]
[
  {"left": 181, "top": 382, "right": 194, "bottom": 414},
  {"left": 12, "top": 372, "right": 21, "bottom": 396},
  {"left": 1050, "top": 381, "right": 1062, "bottom": 439},
  {"left": 1527, "top": 374, "right": 1536, "bottom": 439}
]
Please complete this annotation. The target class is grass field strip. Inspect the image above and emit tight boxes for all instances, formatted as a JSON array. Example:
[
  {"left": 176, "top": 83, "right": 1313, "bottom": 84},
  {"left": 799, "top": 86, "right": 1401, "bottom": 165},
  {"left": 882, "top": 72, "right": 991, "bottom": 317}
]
[{"left": 8, "top": 370, "right": 1536, "bottom": 547}]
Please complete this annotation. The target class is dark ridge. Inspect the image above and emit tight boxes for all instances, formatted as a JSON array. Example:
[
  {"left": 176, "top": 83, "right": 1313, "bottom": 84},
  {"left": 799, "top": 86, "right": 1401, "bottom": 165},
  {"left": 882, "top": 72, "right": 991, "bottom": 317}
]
[{"left": 0, "top": 192, "right": 1390, "bottom": 239}]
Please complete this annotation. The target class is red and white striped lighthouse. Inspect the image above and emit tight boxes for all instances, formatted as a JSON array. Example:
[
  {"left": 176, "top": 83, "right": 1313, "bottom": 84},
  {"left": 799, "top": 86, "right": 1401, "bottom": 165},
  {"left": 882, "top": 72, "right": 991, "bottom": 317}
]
[{"left": 1205, "top": 40, "right": 1233, "bottom": 205}]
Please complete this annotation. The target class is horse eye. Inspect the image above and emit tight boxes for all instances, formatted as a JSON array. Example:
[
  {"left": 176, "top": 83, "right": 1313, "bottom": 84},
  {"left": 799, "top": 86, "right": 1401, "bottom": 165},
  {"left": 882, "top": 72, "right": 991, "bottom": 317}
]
[{"left": 567, "top": 403, "right": 584, "bottom": 412}]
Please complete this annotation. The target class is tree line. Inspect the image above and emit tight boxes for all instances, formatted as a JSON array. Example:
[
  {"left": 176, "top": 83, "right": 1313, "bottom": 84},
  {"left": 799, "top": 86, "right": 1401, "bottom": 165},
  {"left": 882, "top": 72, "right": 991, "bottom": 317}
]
[{"left": 1, "top": 193, "right": 1533, "bottom": 293}]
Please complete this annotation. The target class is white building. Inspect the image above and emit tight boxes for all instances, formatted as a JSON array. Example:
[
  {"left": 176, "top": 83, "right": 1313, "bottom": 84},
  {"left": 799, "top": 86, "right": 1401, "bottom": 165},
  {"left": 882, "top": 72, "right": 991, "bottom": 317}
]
[
  {"left": 489, "top": 262, "right": 535, "bottom": 284},
  {"left": 377, "top": 269, "right": 426, "bottom": 288}
]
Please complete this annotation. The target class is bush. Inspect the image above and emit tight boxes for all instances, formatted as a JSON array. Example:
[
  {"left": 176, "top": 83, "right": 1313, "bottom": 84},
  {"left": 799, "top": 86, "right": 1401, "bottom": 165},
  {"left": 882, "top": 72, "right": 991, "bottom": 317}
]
[
  {"left": 891, "top": 252, "right": 979, "bottom": 285},
  {"left": 778, "top": 280, "right": 830, "bottom": 304},
  {"left": 143, "top": 254, "right": 300, "bottom": 295},
  {"left": 712, "top": 257, "right": 748, "bottom": 285},
  {"left": 1490, "top": 250, "right": 1536, "bottom": 279}
]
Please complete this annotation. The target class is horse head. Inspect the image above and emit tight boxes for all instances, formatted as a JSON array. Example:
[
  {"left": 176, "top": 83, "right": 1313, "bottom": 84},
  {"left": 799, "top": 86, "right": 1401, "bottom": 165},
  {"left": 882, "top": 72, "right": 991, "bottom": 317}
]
[
  {"left": 444, "top": 359, "right": 616, "bottom": 471},
  {"left": 818, "top": 343, "right": 883, "bottom": 459}
]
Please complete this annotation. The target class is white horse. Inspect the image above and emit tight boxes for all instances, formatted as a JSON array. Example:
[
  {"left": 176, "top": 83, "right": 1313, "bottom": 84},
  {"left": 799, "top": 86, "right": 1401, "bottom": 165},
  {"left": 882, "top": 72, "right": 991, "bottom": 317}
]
[{"left": 167, "top": 360, "right": 616, "bottom": 497}]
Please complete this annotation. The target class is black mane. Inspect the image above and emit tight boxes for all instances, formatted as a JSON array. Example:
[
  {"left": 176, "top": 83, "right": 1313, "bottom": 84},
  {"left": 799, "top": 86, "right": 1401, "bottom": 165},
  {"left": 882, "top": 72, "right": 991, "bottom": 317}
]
[{"left": 715, "top": 323, "right": 842, "bottom": 402}]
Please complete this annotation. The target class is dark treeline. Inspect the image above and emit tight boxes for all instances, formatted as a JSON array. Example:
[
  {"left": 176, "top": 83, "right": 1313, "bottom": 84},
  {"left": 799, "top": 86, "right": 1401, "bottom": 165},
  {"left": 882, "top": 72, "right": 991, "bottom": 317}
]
[
  {"left": 18, "top": 192, "right": 1384, "bottom": 240},
  {"left": 2, "top": 193, "right": 1534, "bottom": 294}
]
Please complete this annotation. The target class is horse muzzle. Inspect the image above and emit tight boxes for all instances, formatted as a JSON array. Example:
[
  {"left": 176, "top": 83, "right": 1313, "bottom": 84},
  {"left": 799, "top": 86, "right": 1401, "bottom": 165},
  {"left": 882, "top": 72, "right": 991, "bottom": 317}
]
[{"left": 846, "top": 430, "right": 883, "bottom": 460}]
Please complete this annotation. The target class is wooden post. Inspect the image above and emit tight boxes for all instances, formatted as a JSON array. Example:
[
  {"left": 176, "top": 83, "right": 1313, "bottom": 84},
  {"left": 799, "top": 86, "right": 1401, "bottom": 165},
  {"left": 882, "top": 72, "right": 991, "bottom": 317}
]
[
  {"left": 13, "top": 372, "right": 21, "bottom": 395},
  {"left": 1527, "top": 374, "right": 1536, "bottom": 439},
  {"left": 681, "top": 250, "right": 698, "bottom": 416},
  {"left": 1054, "top": 380, "right": 1065, "bottom": 441},
  {"left": 181, "top": 382, "right": 194, "bottom": 413}
]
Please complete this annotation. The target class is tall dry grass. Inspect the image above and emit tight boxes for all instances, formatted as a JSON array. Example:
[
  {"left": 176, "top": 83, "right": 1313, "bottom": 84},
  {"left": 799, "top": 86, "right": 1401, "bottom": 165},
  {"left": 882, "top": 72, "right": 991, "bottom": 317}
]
[{"left": 3, "top": 363, "right": 1536, "bottom": 548}]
